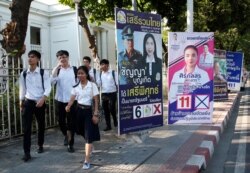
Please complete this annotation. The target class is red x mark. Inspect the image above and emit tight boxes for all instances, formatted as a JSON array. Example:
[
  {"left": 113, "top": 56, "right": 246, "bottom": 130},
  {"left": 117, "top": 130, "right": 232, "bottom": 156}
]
[{"left": 153, "top": 104, "right": 161, "bottom": 114}]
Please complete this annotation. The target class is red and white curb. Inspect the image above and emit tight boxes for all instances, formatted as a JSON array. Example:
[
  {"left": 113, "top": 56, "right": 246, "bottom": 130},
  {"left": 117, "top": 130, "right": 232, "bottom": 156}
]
[{"left": 185, "top": 93, "right": 239, "bottom": 172}]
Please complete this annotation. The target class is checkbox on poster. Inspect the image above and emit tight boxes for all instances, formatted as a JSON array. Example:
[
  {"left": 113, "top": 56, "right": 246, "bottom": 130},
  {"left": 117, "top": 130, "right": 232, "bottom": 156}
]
[{"left": 195, "top": 95, "right": 209, "bottom": 109}]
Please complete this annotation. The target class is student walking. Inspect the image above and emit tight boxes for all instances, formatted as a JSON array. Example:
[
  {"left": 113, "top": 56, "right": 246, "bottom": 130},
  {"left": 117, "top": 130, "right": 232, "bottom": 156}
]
[
  {"left": 100, "top": 59, "right": 118, "bottom": 131},
  {"left": 51, "top": 50, "right": 78, "bottom": 152},
  {"left": 19, "top": 50, "right": 51, "bottom": 162},
  {"left": 82, "top": 56, "right": 101, "bottom": 86},
  {"left": 66, "top": 66, "right": 100, "bottom": 170}
]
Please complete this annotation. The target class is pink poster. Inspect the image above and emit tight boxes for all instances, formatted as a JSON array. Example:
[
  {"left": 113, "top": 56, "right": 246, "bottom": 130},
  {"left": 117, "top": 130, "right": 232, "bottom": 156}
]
[{"left": 168, "top": 32, "right": 214, "bottom": 124}]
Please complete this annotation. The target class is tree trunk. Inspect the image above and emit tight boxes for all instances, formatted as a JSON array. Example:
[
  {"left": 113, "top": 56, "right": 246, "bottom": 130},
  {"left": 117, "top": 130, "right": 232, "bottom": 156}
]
[
  {"left": 0, "top": 0, "right": 33, "bottom": 58},
  {"left": 162, "top": 39, "right": 168, "bottom": 68},
  {"left": 78, "top": 6, "right": 100, "bottom": 69}
]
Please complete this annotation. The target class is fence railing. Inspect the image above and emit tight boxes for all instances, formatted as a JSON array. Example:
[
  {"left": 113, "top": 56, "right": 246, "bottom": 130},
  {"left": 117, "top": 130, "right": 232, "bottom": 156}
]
[{"left": 0, "top": 55, "right": 57, "bottom": 141}]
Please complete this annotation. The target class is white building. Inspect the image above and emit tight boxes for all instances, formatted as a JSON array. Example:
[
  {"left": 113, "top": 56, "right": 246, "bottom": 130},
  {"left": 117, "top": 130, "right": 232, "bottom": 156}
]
[{"left": 0, "top": 0, "right": 116, "bottom": 69}]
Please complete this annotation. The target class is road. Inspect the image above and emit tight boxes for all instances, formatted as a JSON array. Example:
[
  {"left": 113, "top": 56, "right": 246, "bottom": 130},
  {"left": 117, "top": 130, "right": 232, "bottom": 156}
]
[{"left": 202, "top": 80, "right": 250, "bottom": 173}]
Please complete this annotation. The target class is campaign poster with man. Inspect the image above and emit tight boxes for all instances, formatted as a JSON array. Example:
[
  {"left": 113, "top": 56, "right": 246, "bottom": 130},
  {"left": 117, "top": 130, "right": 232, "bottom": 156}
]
[
  {"left": 168, "top": 32, "right": 214, "bottom": 124},
  {"left": 226, "top": 51, "right": 244, "bottom": 91},
  {"left": 115, "top": 8, "right": 163, "bottom": 134},
  {"left": 214, "top": 49, "right": 228, "bottom": 100}
]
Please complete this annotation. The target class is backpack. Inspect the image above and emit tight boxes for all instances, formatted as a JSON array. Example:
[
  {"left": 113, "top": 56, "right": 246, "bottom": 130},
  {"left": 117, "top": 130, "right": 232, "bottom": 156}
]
[
  {"left": 23, "top": 68, "right": 44, "bottom": 91},
  {"left": 100, "top": 70, "right": 118, "bottom": 91},
  {"left": 93, "top": 68, "right": 96, "bottom": 82}
]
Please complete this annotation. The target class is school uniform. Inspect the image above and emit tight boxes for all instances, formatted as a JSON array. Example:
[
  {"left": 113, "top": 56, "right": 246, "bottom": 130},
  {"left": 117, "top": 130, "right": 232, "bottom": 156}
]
[
  {"left": 19, "top": 67, "right": 51, "bottom": 156},
  {"left": 100, "top": 69, "right": 118, "bottom": 130},
  {"left": 51, "top": 66, "right": 77, "bottom": 148},
  {"left": 71, "top": 81, "right": 100, "bottom": 143},
  {"left": 89, "top": 67, "right": 101, "bottom": 87}
]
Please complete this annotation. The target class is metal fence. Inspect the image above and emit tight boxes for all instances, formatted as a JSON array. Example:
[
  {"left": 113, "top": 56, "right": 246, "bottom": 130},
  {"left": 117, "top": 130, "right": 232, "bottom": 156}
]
[{"left": 0, "top": 53, "right": 57, "bottom": 141}]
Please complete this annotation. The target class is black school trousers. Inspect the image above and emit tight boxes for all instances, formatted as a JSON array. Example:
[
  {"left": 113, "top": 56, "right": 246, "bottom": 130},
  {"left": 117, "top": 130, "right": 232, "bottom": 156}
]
[{"left": 22, "top": 99, "right": 46, "bottom": 154}]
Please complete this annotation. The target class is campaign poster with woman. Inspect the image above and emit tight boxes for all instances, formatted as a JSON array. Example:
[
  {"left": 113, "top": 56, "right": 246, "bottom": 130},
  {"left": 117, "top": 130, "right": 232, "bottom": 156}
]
[
  {"left": 115, "top": 8, "right": 163, "bottom": 134},
  {"left": 168, "top": 32, "right": 214, "bottom": 124}
]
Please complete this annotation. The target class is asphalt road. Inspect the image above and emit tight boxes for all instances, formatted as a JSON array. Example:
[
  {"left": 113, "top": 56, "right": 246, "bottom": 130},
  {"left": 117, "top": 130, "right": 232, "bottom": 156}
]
[{"left": 202, "top": 81, "right": 250, "bottom": 173}]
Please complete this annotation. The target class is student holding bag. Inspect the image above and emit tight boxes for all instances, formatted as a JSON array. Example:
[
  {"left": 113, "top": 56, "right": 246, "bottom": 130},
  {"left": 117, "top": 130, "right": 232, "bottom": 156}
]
[{"left": 65, "top": 66, "right": 100, "bottom": 170}]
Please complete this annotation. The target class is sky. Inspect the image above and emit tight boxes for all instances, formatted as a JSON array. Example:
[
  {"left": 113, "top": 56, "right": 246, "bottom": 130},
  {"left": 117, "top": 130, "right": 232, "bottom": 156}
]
[{"left": 35, "top": 0, "right": 59, "bottom": 5}]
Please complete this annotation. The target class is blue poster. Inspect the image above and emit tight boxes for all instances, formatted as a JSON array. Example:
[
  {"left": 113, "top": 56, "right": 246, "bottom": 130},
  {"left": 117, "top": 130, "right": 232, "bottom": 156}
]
[
  {"left": 226, "top": 51, "right": 244, "bottom": 91},
  {"left": 115, "top": 8, "right": 163, "bottom": 134},
  {"left": 168, "top": 32, "right": 214, "bottom": 124}
]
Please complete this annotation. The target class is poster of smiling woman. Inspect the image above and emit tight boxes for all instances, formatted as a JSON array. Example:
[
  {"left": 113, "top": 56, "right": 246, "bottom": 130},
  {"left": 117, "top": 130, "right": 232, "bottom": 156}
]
[
  {"left": 168, "top": 32, "right": 214, "bottom": 124},
  {"left": 115, "top": 8, "right": 163, "bottom": 134}
]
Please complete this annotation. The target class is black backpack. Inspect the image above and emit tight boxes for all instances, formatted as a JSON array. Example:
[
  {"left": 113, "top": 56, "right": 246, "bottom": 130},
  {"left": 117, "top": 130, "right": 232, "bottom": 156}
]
[{"left": 23, "top": 68, "right": 45, "bottom": 91}]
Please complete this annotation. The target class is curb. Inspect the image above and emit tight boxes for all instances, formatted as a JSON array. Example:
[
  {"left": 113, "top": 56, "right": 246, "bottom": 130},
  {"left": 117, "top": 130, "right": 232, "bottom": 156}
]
[{"left": 183, "top": 93, "right": 240, "bottom": 173}]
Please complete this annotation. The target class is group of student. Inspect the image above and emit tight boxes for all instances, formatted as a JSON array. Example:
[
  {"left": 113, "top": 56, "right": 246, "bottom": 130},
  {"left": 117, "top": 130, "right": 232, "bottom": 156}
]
[{"left": 19, "top": 50, "right": 118, "bottom": 170}]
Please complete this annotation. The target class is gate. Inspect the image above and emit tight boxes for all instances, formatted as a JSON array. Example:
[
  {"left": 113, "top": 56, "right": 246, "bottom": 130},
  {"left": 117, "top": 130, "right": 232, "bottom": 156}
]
[{"left": 0, "top": 48, "right": 57, "bottom": 141}]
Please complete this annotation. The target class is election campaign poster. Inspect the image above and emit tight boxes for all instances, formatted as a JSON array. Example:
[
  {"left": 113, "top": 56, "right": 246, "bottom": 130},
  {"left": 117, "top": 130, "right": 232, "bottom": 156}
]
[
  {"left": 226, "top": 51, "right": 244, "bottom": 91},
  {"left": 214, "top": 49, "right": 228, "bottom": 100},
  {"left": 115, "top": 8, "right": 163, "bottom": 134},
  {"left": 168, "top": 32, "right": 214, "bottom": 124}
]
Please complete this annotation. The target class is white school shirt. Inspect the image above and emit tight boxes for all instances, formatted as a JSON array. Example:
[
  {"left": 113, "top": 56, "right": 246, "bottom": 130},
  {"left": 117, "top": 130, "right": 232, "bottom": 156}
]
[
  {"left": 51, "top": 66, "right": 77, "bottom": 103},
  {"left": 71, "top": 81, "right": 99, "bottom": 106},
  {"left": 101, "top": 69, "right": 118, "bottom": 93},
  {"left": 146, "top": 56, "right": 156, "bottom": 76},
  {"left": 19, "top": 67, "right": 51, "bottom": 101},
  {"left": 89, "top": 67, "right": 101, "bottom": 87}
]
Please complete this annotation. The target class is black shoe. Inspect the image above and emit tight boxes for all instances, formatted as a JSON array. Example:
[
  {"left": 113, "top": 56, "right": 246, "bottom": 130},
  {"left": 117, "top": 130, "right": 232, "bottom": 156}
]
[
  {"left": 37, "top": 146, "right": 44, "bottom": 153},
  {"left": 103, "top": 127, "right": 111, "bottom": 131},
  {"left": 64, "top": 136, "right": 68, "bottom": 146},
  {"left": 67, "top": 145, "right": 75, "bottom": 153},
  {"left": 22, "top": 154, "right": 31, "bottom": 162}
]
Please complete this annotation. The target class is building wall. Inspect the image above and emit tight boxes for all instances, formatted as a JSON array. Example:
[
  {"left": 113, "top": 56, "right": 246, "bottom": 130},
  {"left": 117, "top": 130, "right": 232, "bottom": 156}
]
[{"left": 0, "top": 0, "right": 116, "bottom": 70}]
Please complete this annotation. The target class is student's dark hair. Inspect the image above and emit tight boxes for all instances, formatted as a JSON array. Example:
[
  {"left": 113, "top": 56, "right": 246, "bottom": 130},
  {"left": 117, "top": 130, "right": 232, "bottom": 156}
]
[
  {"left": 28, "top": 50, "right": 41, "bottom": 59},
  {"left": 77, "top": 65, "right": 91, "bottom": 81},
  {"left": 100, "top": 59, "right": 109, "bottom": 65},
  {"left": 184, "top": 45, "right": 198, "bottom": 55},
  {"left": 83, "top": 56, "right": 91, "bottom": 63},
  {"left": 143, "top": 33, "right": 157, "bottom": 58},
  {"left": 56, "top": 50, "right": 69, "bottom": 57}
]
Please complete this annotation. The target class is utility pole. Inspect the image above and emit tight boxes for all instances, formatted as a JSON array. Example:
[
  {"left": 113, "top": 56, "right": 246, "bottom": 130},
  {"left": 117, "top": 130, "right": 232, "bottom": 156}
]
[
  {"left": 187, "top": 0, "right": 194, "bottom": 32},
  {"left": 132, "top": 0, "right": 137, "bottom": 11}
]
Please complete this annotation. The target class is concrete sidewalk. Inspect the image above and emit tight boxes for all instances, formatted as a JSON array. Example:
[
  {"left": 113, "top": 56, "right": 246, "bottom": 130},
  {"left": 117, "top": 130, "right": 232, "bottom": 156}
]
[{"left": 0, "top": 93, "right": 239, "bottom": 173}]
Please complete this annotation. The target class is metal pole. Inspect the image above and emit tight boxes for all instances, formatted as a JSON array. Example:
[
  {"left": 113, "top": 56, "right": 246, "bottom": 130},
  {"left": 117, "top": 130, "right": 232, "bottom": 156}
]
[
  {"left": 187, "top": 0, "right": 193, "bottom": 32},
  {"left": 75, "top": 2, "right": 81, "bottom": 65},
  {"left": 132, "top": 0, "right": 137, "bottom": 11}
]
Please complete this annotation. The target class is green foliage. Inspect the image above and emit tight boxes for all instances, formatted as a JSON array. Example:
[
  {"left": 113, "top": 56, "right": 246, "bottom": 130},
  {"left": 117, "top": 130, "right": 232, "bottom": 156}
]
[
  {"left": 215, "top": 28, "right": 240, "bottom": 51},
  {"left": 193, "top": 0, "right": 250, "bottom": 68},
  {"left": 59, "top": 0, "right": 250, "bottom": 68},
  {"left": 59, "top": 0, "right": 131, "bottom": 24}
]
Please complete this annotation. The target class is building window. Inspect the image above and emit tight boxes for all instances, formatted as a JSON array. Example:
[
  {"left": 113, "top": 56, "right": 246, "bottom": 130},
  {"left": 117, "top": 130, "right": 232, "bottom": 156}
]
[{"left": 30, "top": 26, "right": 41, "bottom": 45}]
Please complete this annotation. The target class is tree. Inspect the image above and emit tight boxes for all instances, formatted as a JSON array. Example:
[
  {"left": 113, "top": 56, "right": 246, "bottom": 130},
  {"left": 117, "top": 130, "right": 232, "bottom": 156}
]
[
  {"left": 193, "top": 0, "right": 250, "bottom": 67},
  {"left": 59, "top": 0, "right": 186, "bottom": 66},
  {"left": 0, "top": 0, "right": 33, "bottom": 58}
]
